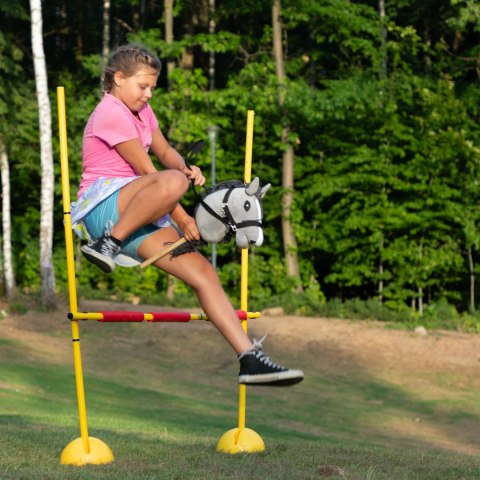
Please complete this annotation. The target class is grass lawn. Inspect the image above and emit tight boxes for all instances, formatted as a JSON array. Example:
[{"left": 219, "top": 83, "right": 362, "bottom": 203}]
[{"left": 1, "top": 300, "right": 480, "bottom": 479}]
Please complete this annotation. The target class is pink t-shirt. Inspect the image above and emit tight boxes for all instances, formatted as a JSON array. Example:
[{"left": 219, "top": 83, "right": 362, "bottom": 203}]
[{"left": 78, "top": 93, "right": 159, "bottom": 196}]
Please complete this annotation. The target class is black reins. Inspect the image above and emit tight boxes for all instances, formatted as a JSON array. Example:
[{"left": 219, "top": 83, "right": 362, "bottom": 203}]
[{"left": 184, "top": 140, "right": 263, "bottom": 236}]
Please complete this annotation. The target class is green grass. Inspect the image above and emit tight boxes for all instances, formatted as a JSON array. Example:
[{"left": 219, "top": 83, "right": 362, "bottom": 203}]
[{"left": 2, "top": 307, "right": 480, "bottom": 479}]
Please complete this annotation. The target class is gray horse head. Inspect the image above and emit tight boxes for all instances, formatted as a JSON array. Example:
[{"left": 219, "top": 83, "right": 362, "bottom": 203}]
[{"left": 194, "top": 177, "right": 271, "bottom": 248}]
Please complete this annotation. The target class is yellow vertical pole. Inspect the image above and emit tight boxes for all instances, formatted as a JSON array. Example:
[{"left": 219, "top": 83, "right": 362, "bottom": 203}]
[
  {"left": 243, "top": 110, "right": 255, "bottom": 182},
  {"left": 237, "top": 110, "right": 254, "bottom": 430},
  {"left": 57, "top": 87, "right": 113, "bottom": 465},
  {"left": 216, "top": 110, "right": 264, "bottom": 453},
  {"left": 57, "top": 87, "right": 91, "bottom": 454}
]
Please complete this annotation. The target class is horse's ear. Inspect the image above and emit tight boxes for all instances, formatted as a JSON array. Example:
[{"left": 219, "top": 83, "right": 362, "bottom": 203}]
[
  {"left": 246, "top": 177, "right": 270, "bottom": 198},
  {"left": 260, "top": 183, "right": 271, "bottom": 199},
  {"left": 246, "top": 177, "right": 260, "bottom": 196}
]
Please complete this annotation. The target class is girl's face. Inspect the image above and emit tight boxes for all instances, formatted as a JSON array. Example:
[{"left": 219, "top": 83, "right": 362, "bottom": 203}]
[{"left": 111, "top": 66, "right": 159, "bottom": 113}]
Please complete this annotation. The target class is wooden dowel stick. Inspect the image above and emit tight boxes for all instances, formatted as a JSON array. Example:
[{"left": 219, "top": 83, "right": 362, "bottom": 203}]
[{"left": 139, "top": 237, "right": 187, "bottom": 269}]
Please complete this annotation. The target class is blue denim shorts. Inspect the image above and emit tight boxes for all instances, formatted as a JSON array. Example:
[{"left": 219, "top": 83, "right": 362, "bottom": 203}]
[{"left": 82, "top": 190, "right": 160, "bottom": 262}]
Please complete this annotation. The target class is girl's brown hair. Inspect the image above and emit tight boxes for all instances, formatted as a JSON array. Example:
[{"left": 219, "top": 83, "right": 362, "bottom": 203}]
[{"left": 103, "top": 44, "right": 162, "bottom": 92}]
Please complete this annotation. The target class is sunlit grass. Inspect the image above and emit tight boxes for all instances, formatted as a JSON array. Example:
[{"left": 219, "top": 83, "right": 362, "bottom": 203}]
[{"left": 2, "top": 308, "right": 480, "bottom": 479}]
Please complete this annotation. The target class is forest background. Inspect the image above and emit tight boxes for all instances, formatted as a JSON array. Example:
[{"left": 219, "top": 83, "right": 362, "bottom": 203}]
[{"left": 0, "top": 0, "right": 479, "bottom": 327}]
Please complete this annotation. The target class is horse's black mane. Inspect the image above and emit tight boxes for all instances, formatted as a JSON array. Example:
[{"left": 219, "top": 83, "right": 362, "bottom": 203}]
[{"left": 202, "top": 179, "right": 244, "bottom": 198}]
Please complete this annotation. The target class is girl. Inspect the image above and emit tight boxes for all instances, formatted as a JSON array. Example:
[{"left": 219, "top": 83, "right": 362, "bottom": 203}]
[{"left": 71, "top": 44, "right": 303, "bottom": 386}]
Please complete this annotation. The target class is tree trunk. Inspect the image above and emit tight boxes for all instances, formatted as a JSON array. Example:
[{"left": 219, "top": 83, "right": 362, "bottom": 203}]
[
  {"left": 208, "top": 0, "right": 216, "bottom": 90},
  {"left": 378, "top": 0, "right": 387, "bottom": 79},
  {"left": 418, "top": 286, "right": 423, "bottom": 315},
  {"left": 132, "top": 0, "right": 147, "bottom": 30},
  {"left": 75, "top": 0, "right": 84, "bottom": 62},
  {"left": 378, "top": 237, "right": 384, "bottom": 302},
  {"left": 416, "top": 240, "right": 424, "bottom": 315},
  {"left": 166, "top": 275, "right": 175, "bottom": 300},
  {"left": 164, "top": 0, "right": 175, "bottom": 87},
  {"left": 102, "top": 0, "right": 111, "bottom": 62},
  {"left": 468, "top": 246, "right": 475, "bottom": 312},
  {"left": 0, "top": 139, "right": 16, "bottom": 299},
  {"left": 30, "top": 0, "right": 56, "bottom": 309},
  {"left": 179, "top": 1, "right": 196, "bottom": 70},
  {"left": 272, "top": 0, "right": 302, "bottom": 291}
]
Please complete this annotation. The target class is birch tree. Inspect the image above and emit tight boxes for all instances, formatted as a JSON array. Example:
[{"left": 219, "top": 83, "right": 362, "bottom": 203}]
[
  {"left": 102, "top": 0, "right": 111, "bottom": 62},
  {"left": 272, "top": 0, "right": 302, "bottom": 292},
  {"left": 0, "top": 139, "right": 15, "bottom": 299},
  {"left": 30, "top": 0, "right": 56, "bottom": 308}
]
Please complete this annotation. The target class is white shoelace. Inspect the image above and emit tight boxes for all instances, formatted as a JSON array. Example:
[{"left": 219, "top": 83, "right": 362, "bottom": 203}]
[
  {"left": 104, "top": 220, "right": 114, "bottom": 237},
  {"left": 99, "top": 237, "right": 120, "bottom": 257},
  {"left": 252, "top": 334, "right": 267, "bottom": 351},
  {"left": 257, "top": 352, "right": 281, "bottom": 369},
  {"left": 238, "top": 334, "right": 267, "bottom": 360},
  {"left": 98, "top": 220, "right": 120, "bottom": 257},
  {"left": 238, "top": 335, "right": 284, "bottom": 369}
]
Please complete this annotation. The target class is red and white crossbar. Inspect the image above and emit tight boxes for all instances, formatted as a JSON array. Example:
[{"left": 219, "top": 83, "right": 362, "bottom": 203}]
[{"left": 67, "top": 310, "right": 261, "bottom": 322}]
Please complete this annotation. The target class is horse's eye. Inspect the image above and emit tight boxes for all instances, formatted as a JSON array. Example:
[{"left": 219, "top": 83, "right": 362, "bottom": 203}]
[{"left": 244, "top": 200, "right": 251, "bottom": 211}]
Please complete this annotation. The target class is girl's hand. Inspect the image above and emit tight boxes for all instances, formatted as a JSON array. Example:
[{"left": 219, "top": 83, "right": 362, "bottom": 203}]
[
  {"left": 177, "top": 214, "right": 201, "bottom": 242},
  {"left": 182, "top": 164, "right": 205, "bottom": 187}
]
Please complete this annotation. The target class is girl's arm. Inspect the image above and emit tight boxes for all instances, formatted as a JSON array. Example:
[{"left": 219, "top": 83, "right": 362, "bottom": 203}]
[
  {"left": 115, "top": 138, "right": 157, "bottom": 175},
  {"left": 150, "top": 128, "right": 185, "bottom": 170},
  {"left": 113, "top": 129, "right": 205, "bottom": 187},
  {"left": 150, "top": 128, "right": 205, "bottom": 186},
  {"left": 170, "top": 204, "right": 201, "bottom": 241},
  {"left": 114, "top": 130, "right": 185, "bottom": 176}
]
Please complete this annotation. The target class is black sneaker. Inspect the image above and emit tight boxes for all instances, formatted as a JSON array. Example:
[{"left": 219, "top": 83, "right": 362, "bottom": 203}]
[
  {"left": 238, "top": 337, "right": 304, "bottom": 386},
  {"left": 80, "top": 234, "right": 121, "bottom": 273}
]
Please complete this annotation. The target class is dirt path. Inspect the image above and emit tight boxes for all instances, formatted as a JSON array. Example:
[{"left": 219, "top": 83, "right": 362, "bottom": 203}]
[
  {"left": 255, "top": 313, "right": 480, "bottom": 375},
  {"left": 7, "top": 299, "right": 480, "bottom": 375}
]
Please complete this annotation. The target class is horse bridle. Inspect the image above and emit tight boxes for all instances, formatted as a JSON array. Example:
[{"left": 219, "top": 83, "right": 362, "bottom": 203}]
[
  {"left": 186, "top": 152, "right": 264, "bottom": 236},
  {"left": 197, "top": 185, "right": 264, "bottom": 236}
]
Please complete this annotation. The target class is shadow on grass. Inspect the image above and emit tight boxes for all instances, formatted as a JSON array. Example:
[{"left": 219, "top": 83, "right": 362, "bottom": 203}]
[
  {"left": 2, "top": 413, "right": 480, "bottom": 480},
  {"left": 2, "top": 310, "right": 480, "bottom": 479},
  {"left": 1, "top": 356, "right": 480, "bottom": 454}
]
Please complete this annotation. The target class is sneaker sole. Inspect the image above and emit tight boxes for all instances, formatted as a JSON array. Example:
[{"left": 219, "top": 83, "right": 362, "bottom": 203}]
[
  {"left": 238, "top": 369, "right": 304, "bottom": 386},
  {"left": 80, "top": 245, "right": 116, "bottom": 274}
]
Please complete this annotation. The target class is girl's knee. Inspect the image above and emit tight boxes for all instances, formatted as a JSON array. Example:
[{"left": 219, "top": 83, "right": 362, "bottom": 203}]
[
  {"left": 148, "top": 170, "right": 189, "bottom": 198},
  {"left": 185, "top": 258, "right": 221, "bottom": 291},
  {"left": 165, "top": 170, "right": 189, "bottom": 194},
  {"left": 196, "top": 263, "right": 221, "bottom": 288}
]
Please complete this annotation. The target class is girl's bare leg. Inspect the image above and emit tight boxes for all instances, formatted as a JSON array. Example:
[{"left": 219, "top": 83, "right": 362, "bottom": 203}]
[
  {"left": 111, "top": 171, "right": 189, "bottom": 241},
  {"left": 137, "top": 227, "right": 254, "bottom": 354}
]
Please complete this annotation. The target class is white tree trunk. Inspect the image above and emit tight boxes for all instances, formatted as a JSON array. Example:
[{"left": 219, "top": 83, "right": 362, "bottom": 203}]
[
  {"left": 272, "top": 0, "right": 302, "bottom": 291},
  {"left": 0, "top": 139, "right": 16, "bottom": 299},
  {"left": 102, "top": 0, "right": 111, "bottom": 62},
  {"left": 30, "top": 0, "right": 56, "bottom": 308}
]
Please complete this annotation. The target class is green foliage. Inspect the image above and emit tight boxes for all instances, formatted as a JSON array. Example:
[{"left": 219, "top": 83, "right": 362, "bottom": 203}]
[
  {"left": 420, "top": 298, "right": 459, "bottom": 328},
  {"left": 317, "top": 298, "right": 412, "bottom": 324},
  {"left": 7, "top": 302, "right": 28, "bottom": 315},
  {"left": 111, "top": 265, "right": 167, "bottom": 301}
]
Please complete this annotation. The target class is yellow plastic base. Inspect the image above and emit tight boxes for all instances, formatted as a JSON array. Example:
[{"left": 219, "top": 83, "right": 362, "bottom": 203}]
[
  {"left": 60, "top": 437, "right": 114, "bottom": 465},
  {"left": 216, "top": 428, "right": 265, "bottom": 454}
]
